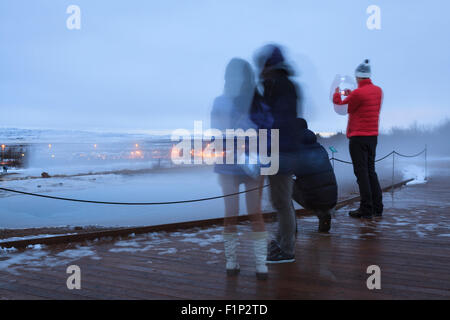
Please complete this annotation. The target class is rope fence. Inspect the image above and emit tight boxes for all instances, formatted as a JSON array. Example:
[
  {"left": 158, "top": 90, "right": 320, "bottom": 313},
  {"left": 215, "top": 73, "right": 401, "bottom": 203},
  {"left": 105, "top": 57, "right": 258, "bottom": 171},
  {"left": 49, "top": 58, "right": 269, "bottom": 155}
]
[
  {"left": 330, "top": 146, "right": 428, "bottom": 195},
  {"left": 0, "top": 183, "right": 270, "bottom": 206},
  {"left": 0, "top": 146, "right": 427, "bottom": 205}
]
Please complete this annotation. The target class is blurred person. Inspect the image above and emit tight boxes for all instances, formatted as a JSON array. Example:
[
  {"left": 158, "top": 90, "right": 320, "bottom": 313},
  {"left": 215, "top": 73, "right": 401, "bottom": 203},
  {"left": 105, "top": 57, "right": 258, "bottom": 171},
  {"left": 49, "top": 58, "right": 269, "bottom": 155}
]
[
  {"left": 333, "top": 59, "right": 383, "bottom": 219},
  {"left": 291, "top": 118, "right": 337, "bottom": 232},
  {"left": 253, "top": 44, "right": 301, "bottom": 263},
  {"left": 211, "top": 58, "right": 268, "bottom": 280}
]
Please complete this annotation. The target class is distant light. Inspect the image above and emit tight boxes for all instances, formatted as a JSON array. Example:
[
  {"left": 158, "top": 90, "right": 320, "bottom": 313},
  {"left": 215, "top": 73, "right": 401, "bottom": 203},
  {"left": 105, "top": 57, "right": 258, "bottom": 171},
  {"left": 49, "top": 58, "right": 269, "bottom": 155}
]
[
  {"left": 51, "top": 154, "right": 55, "bottom": 158},
  {"left": 22, "top": 154, "right": 25, "bottom": 157},
  {"left": 135, "top": 144, "right": 139, "bottom": 148},
  {"left": 94, "top": 144, "right": 97, "bottom": 148},
  {"left": 318, "top": 132, "right": 337, "bottom": 138},
  {"left": 48, "top": 144, "right": 52, "bottom": 149},
  {"left": 1, "top": 144, "right": 5, "bottom": 150}
]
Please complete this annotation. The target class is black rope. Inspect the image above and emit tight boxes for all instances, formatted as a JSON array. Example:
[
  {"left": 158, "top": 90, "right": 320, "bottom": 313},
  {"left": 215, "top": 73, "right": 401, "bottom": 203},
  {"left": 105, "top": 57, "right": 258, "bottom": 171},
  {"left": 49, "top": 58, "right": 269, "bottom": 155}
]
[
  {"left": 331, "top": 158, "right": 353, "bottom": 164},
  {"left": 0, "top": 148, "right": 426, "bottom": 205},
  {"left": 375, "top": 151, "right": 395, "bottom": 162},
  {"left": 394, "top": 149, "right": 426, "bottom": 158},
  {"left": 331, "top": 149, "right": 425, "bottom": 165},
  {"left": 0, "top": 184, "right": 269, "bottom": 206}
]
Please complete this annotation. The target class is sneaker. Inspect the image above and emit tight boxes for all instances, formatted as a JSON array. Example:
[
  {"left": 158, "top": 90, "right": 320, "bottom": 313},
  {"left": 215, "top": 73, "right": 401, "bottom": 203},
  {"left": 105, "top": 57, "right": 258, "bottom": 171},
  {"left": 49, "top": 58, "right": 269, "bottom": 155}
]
[
  {"left": 349, "top": 209, "right": 372, "bottom": 219},
  {"left": 226, "top": 266, "right": 240, "bottom": 276},
  {"left": 267, "top": 240, "right": 279, "bottom": 255},
  {"left": 266, "top": 247, "right": 295, "bottom": 264}
]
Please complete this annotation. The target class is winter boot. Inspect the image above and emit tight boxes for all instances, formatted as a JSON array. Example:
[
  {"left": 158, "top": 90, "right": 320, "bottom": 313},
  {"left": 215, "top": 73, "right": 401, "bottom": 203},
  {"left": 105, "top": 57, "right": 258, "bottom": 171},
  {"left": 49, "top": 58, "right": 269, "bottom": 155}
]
[
  {"left": 223, "top": 232, "right": 240, "bottom": 276},
  {"left": 317, "top": 210, "right": 332, "bottom": 233},
  {"left": 252, "top": 231, "right": 268, "bottom": 280}
]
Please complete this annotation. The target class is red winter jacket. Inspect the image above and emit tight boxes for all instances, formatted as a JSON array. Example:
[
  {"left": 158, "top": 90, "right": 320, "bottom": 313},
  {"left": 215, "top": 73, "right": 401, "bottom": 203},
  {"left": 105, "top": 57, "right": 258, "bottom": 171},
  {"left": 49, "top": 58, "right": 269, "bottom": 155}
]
[{"left": 333, "top": 79, "right": 382, "bottom": 138}]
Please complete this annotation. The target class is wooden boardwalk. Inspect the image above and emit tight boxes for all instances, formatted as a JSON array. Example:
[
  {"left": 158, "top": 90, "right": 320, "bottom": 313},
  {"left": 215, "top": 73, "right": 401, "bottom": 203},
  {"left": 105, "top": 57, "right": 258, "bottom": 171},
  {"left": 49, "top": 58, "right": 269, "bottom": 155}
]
[{"left": 1, "top": 176, "right": 449, "bottom": 300}]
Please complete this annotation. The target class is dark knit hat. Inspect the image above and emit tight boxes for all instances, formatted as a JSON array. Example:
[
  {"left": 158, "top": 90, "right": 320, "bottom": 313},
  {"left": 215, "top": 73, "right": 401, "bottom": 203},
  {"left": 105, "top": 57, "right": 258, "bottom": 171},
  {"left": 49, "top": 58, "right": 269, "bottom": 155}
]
[
  {"left": 253, "top": 44, "right": 293, "bottom": 75},
  {"left": 355, "top": 59, "right": 371, "bottom": 78},
  {"left": 264, "top": 46, "right": 284, "bottom": 68}
]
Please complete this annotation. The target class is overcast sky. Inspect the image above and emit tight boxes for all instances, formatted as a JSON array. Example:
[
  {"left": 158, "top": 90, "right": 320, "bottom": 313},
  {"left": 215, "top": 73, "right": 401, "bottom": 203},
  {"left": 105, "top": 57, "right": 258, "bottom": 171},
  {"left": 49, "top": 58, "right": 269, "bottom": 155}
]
[{"left": 1, "top": 0, "right": 449, "bottom": 135}]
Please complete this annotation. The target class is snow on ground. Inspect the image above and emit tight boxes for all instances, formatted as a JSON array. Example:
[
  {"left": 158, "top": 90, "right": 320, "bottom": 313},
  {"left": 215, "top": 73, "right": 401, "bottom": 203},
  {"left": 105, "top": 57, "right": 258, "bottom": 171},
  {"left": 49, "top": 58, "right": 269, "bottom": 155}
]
[
  {"left": 0, "top": 244, "right": 101, "bottom": 275},
  {"left": 403, "top": 164, "right": 427, "bottom": 185}
]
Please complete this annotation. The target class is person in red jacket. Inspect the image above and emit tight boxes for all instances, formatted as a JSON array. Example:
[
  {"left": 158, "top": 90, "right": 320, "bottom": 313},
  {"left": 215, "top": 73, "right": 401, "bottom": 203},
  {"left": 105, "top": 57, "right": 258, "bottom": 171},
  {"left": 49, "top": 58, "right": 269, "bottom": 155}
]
[{"left": 333, "top": 59, "right": 383, "bottom": 218}]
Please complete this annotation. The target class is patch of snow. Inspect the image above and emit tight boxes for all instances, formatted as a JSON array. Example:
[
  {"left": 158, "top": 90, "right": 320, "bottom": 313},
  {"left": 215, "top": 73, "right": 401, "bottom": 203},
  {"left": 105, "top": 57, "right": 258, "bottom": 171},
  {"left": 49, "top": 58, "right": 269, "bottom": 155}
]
[
  {"left": 417, "top": 224, "right": 437, "bottom": 231},
  {"left": 207, "top": 248, "right": 223, "bottom": 254},
  {"left": 403, "top": 165, "right": 427, "bottom": 185},
  {"left": 157, "top": 248, "right": 177, "bottom": 255},
  {"left": 26, "top": 244, "right": 44, "bottom": 250},
  {"left": 109, "top": 244, "right": 153, "bottom": 253},
  {"left": 56, "top": 246, "right": 96, "bottom": 259},
  {"left": 180, "top": 234, "right": 223, "bottom": 247},
  {"left": 114, "top": 240, "right": 141, "bottom": 247},
  {"left": 0, "top": 247, "right": 18, "bottom": 254}
]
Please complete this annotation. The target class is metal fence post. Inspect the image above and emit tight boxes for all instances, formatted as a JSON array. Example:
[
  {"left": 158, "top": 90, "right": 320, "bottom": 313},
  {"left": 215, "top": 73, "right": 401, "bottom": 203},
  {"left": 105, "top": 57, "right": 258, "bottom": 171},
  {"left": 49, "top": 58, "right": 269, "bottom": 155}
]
[
  {"left": 332, "top": 151, "right": 335, "bottom": 170},
  {"left": 425, "top": 145, "right": 428, "bottom": 181},
  {"left": 391, "top": 152, "right": 395, "bottom": 196}
]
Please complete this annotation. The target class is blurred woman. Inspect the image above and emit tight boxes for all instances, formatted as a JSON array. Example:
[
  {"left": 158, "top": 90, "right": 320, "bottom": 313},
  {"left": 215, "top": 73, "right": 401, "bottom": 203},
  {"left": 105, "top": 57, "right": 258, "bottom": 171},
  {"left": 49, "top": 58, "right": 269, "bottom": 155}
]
[{"left": 210, "top": 58, "right": 268, "bottom": 280}]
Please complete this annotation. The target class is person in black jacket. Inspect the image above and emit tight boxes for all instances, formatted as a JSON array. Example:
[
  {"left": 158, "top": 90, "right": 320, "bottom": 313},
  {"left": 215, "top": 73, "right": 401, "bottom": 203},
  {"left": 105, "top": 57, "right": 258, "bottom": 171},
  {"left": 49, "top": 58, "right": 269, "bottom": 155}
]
[
  {"left": 254, "top": 44, "right": 302, "bottom": 263},
  {"left": 291, "top": 118, "right": 338, "bottom": 232}
]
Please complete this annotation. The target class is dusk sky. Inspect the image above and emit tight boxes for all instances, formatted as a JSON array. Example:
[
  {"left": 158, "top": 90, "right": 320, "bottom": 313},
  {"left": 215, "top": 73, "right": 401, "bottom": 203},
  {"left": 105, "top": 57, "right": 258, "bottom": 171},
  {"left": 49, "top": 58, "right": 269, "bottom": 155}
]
[{"left": 1, "top": 0, "right": 449, "bottom": 135}]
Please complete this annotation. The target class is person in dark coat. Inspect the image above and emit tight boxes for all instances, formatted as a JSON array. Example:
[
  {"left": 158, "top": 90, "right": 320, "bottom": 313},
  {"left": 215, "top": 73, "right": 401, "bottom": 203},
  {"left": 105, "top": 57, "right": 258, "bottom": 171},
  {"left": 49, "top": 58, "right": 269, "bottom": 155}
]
[
  {"left": 291, "top": 118, "right": 338, "bottom": 232},
  {"left": 253, "top": 44, "right": 302, "bottom": 263}
]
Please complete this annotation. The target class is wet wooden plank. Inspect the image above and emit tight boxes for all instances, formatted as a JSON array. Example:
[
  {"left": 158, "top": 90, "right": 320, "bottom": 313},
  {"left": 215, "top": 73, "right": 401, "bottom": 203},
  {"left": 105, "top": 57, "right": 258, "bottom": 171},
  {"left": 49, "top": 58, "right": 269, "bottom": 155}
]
[{"left": 0, "top": 177, "right": 449, "bottom": 299}]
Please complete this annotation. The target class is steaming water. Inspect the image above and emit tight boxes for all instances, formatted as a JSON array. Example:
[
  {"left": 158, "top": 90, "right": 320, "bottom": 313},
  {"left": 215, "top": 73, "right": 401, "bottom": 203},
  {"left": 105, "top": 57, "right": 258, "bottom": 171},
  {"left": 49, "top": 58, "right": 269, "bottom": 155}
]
[
  {"left": 402, "top": 165, "right": 427, "bottom": 185},
  {"left": 0, "top": 132, "right": 438, "bottom": 229}
]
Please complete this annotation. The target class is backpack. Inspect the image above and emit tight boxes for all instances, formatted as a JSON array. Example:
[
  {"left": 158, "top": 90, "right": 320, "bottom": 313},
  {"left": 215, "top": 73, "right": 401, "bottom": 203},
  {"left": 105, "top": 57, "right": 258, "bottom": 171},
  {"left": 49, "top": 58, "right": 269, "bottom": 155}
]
[
  {"left": 234, "top": 93, "right": 274, "bottom": 178},
  {"left": 250, "top": 94, "right": 274, "bottom": 130}
]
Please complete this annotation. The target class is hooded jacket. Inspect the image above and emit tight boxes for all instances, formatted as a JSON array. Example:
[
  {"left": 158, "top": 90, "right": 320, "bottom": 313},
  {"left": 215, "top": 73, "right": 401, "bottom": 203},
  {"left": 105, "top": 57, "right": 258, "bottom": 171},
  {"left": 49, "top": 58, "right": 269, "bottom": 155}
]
[
  {"left": 291, "top": 120, "right": 338, "bottom": 210},
  {"left": 262, "top": 69, "right": 301, "bottom": 153}
]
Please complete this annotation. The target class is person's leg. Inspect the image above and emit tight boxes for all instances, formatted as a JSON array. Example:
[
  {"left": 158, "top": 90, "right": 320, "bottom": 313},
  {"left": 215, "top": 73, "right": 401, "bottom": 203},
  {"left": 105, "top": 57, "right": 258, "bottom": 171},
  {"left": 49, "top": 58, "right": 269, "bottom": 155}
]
[
  {"left": 316, "top": 209, "right": 332, "bottom": 232},
  {"left": 245, "top": 176, "right": 268, "bottom": 276},
  {"left": 349, "top": 137, "right": 373, "bottom": 217},
  {"left": 292, "top": 178, "right": 307, "bottom": 208},
  {"left": 291, "top": 179, "right": 306, "bottom": 236},
  {"left": 367, "top": 137, "right": 383, "bottom": 215},
  {"left": 268, "top": 174, "right": 296, "bottom": 259},
  {"left": 293, "top": 177, "right": 332, "bottom": 232},
  {"left": 243, "top": 176, "right": 265, "bottom": 232},
  {"left": 219, "top": 174, "right": 240, "bottom": 233},
  {"left": 218, "top": 174, "right": 240, "bottom": 274}
]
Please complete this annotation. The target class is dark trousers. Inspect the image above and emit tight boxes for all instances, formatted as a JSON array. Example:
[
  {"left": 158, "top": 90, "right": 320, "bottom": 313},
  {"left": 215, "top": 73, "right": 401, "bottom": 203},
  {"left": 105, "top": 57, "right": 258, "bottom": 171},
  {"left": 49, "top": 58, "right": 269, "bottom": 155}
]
[{"left": 349, "top": 136, "right": 383, "bottom": 215}]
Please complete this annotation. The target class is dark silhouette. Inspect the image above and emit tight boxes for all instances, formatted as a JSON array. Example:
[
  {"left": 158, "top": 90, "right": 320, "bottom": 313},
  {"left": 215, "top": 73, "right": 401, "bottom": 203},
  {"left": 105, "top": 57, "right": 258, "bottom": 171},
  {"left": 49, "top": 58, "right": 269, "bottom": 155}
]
[{"left": 333, "top": 59, "right": 383, "bottom": 218}]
